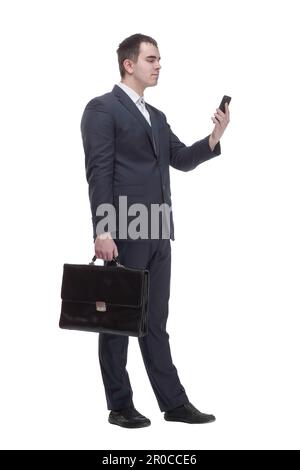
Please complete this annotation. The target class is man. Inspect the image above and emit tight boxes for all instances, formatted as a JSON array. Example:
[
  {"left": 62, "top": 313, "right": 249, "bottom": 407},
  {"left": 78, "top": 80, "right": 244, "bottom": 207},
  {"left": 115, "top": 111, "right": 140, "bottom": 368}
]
[{"left": 81, "top": 34, "right": 230, "bottom": 428}]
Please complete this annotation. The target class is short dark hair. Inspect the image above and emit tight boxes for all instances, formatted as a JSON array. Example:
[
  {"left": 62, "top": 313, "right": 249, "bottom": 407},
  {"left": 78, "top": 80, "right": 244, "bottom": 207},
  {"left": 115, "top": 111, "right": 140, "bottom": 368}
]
[{"left": 117, "top": 33, "right": 158, "bottom": 78}]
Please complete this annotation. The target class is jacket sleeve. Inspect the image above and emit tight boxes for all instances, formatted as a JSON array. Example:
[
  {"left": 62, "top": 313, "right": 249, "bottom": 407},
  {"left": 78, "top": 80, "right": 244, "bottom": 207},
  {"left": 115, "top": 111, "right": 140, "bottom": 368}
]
[
  {"left": 168, "top": 123, "right": 221, "bottom": 172},
  {"left": 80, "top": 100, "right": 115, "bottom": 241}
]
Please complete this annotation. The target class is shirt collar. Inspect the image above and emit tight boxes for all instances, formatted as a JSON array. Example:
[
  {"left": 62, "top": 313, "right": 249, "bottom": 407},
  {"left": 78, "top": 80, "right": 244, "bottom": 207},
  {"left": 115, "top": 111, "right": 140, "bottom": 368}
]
[{"left": 116, "top": 81, "right": 144, "bottom": 104}]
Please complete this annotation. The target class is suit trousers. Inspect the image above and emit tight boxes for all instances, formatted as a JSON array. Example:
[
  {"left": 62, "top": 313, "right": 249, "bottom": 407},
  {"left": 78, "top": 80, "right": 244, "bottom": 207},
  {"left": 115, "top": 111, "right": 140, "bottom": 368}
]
[{"left": 98, "top": 238, "right": 189, "bottom": 412}]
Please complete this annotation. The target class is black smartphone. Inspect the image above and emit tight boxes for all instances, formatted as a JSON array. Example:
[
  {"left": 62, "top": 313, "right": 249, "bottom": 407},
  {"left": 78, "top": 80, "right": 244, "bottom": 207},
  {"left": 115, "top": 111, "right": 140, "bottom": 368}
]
[{"left": 219, "top": 95, "right": 231, "bottom": 113}]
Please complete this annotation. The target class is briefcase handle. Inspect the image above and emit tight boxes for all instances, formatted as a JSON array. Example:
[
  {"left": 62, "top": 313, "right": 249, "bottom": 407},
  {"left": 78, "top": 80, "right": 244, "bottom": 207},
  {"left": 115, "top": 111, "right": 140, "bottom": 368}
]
[{"left": 89, "top": 255, "right": 124, "bottom": 267}]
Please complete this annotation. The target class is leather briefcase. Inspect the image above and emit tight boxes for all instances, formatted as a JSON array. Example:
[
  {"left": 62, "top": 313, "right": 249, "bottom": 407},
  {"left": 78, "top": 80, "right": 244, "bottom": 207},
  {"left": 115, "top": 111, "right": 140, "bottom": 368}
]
[{"left": 59, "top": 256, "right": 149, "bottom": 337}]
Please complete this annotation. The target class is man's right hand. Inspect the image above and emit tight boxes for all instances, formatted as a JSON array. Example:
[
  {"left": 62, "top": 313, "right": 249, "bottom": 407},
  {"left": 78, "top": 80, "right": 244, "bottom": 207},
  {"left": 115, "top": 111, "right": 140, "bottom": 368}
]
[{"left": 94, "top": 232, "right": 119, "bottom": 261}]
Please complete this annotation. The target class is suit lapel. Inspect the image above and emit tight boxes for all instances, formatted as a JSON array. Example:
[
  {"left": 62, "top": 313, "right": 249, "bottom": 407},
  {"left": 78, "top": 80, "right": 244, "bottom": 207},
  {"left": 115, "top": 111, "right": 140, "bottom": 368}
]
[
  {"left": 147, "top": 105, "right": 160, "bottom": 159},
  {"left": 113, "top": 85, "right": 159, "bottom": 159}
]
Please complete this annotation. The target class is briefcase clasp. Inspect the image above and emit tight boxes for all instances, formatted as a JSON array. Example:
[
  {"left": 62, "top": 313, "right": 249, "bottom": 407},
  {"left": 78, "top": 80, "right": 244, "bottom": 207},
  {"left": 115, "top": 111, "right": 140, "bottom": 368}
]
[{"left": 96, "top": 301, "right": 107, "bottom": 312}]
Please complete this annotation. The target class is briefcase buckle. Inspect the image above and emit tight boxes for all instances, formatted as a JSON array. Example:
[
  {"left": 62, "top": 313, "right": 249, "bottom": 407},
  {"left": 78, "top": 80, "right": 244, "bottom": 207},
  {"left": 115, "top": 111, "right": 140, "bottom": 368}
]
[{"left": 96, "top": 301, "right": 107, "bottom": 312}]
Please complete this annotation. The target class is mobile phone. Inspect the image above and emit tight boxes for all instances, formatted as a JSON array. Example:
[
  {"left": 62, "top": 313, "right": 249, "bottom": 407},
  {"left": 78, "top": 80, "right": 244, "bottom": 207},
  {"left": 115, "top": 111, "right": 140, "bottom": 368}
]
[{"left": 219, "top": 95, "right": 231, "bottom": 113}]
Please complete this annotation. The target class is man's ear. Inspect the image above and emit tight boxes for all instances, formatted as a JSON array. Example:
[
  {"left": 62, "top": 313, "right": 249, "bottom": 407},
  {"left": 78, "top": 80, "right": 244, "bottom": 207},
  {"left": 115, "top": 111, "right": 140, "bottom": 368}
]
[{"left": 123, "top": 58, "right": 134, "bottom": 75}]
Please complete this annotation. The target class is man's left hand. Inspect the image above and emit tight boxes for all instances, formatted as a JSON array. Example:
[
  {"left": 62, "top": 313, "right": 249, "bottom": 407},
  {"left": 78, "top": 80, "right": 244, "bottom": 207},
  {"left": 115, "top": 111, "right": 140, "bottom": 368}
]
[{"left": 209, "top": 102, "right": 230, "bottom": 149}]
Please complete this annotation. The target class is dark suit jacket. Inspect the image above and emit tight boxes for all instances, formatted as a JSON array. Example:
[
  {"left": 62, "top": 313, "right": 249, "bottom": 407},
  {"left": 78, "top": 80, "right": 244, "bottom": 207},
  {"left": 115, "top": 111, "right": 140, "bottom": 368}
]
[{"left": 80, "top": 85, "right": 221, "bottom": 241}]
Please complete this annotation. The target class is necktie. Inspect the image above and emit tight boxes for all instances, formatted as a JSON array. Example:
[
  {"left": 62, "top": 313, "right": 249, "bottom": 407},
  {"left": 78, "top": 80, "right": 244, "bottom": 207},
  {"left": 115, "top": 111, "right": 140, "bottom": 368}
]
[
  {"left": 137, "top": 96, "right": 151, "bottom": 126},
  {"left": 137, "top": 96, "right": 157, "bottom": 155}
]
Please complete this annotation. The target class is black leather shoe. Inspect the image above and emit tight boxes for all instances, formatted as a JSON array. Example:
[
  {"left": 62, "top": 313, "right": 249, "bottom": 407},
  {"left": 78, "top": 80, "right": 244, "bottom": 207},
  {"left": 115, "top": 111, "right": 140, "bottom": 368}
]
[
  {"left": 164, "top": 402, "right": 216, "bottom": 424},
  {"left": 108, "top": 406, "right": 151, "bottom": 428}
]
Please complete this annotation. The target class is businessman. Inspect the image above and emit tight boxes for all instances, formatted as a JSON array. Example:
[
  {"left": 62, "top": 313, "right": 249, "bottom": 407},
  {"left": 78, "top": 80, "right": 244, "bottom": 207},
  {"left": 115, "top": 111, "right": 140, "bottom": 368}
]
[{"left": 81, "top": 34, "right": 230, "bottom": 428}]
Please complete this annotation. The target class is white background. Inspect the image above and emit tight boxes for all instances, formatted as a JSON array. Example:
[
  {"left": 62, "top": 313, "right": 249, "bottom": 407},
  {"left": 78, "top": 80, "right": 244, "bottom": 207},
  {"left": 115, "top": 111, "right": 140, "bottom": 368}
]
[{"left": 1, "top": 0, "right": 299, "bottom": 450}]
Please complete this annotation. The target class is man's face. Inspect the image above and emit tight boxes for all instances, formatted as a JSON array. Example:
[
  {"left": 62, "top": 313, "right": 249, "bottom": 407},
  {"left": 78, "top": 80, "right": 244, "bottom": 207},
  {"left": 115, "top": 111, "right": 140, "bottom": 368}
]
[{"left": 126, "top": 42, "right": 161, "bottom": 88}]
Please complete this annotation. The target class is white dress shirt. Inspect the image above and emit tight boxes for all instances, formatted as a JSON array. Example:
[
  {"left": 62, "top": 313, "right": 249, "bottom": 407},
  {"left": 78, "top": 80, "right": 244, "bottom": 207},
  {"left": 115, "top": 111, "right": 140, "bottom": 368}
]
[{"left": 116, "top": 81, "right": 151, "bottom": 126}]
